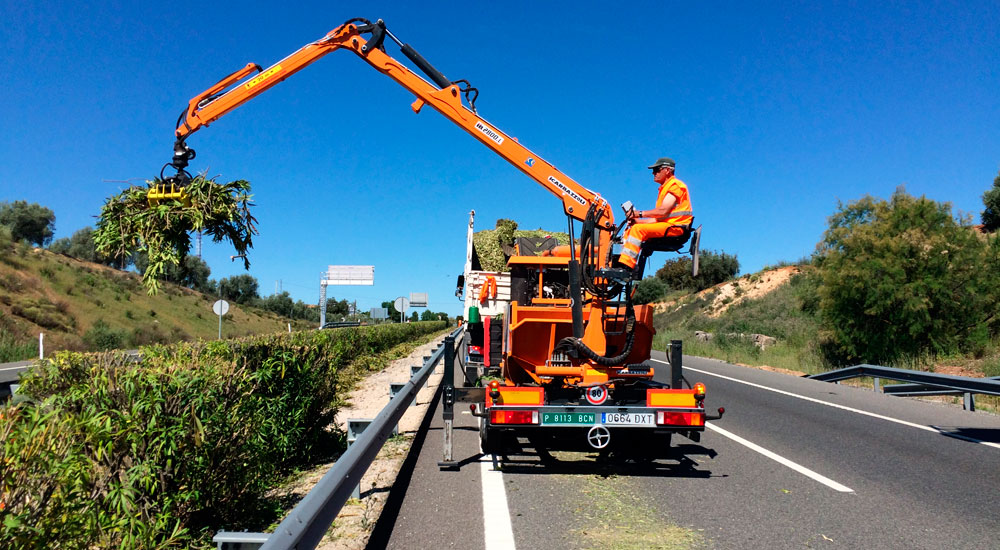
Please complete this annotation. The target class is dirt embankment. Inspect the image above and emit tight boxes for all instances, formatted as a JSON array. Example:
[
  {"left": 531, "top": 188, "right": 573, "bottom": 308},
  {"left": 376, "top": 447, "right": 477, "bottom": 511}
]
[{"left": 653, "top": 265, "right": 802, "bottom": 317}]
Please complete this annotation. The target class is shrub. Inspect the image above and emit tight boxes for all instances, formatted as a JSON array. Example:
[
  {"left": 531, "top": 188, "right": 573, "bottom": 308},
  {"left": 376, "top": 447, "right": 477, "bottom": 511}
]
[
  {"left": 655, "top": 249, "right": 740, "bottom": 291},
  {"left": 10, "top": 298, "right": 73, "bottom": 331},
  {"left": 1, "top": 321, "right": 446, "bottom": 549},
  {"left": 633, "top": 277, "right": 669, "bottom": 304},
  {"left": 82, "top": 320, "right": 125, "bottom": 351},
  {"left": 817, "top": 189, "right": 1000, "bottom": 364}
]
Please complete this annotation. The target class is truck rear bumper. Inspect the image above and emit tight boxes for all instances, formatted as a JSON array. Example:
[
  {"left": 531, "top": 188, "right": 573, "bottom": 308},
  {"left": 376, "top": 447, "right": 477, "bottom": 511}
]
[
  {"left": 481, "top": 405, "right": 705, "bottom": 455},
  {"left": 483, "top": 426, "right": 692, "bottom": 455}
]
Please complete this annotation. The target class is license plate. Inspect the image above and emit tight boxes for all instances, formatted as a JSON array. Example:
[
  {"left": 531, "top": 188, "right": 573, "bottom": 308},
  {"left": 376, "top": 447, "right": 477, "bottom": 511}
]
[
  {"left": 602, "top": 412, "right": 654, "bottom": 426},
  {"left": 541, "top": 412, "right": 596, "bottom": 425}
]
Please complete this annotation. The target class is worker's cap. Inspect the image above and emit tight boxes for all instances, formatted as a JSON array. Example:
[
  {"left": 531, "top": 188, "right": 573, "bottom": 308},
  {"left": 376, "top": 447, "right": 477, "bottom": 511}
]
[{"left": 647, "top": 157, "right": 676, "bottom": 169}]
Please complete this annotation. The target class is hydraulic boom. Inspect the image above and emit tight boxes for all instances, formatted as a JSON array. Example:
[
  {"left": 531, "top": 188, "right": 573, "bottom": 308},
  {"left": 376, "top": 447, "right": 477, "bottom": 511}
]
[{"left": 166, "top": 18, "right": 614, "bottom": 229}]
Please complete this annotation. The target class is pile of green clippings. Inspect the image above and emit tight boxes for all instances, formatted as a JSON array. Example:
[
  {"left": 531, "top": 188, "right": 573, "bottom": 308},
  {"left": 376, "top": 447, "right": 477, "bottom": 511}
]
[
  {"left": 473, "top": 219, "right": 569, "bottom": 272},
  {"left": 95, "top": 176, "right": 257, "bottom": 294}
]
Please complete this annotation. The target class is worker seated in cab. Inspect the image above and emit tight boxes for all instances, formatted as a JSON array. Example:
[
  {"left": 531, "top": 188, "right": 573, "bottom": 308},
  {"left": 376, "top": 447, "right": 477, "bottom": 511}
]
[{"left": 618, "top": 157, "right": 693, "bottom": 271}]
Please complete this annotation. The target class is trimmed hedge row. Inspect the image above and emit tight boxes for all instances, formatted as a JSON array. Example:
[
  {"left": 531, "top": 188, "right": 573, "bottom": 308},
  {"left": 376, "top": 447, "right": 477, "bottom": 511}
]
[{"left": 0, "top": 321, "right": 446, "bottom": 549}]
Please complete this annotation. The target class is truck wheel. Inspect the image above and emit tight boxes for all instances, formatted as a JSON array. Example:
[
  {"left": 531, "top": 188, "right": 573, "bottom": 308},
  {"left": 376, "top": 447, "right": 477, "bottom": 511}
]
[{"left": 479, "top": 417, "right": 493, "bottom": 454}]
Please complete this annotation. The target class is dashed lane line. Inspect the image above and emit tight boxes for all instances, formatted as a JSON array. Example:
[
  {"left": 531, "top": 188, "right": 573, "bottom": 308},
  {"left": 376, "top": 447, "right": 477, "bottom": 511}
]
[
  {"left": 705, "top": 422, "right": 854, "bottom": 492},
  {"left": 653, "top": 359, "right": 1000, "bottom": 450}
]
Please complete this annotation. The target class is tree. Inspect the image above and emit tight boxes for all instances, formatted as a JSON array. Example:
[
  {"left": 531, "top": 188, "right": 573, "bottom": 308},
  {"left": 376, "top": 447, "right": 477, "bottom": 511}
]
[
  {"left": 382, "top": 300, "right": 401, "bottom": 322},
  {"left": 219, "top": 274, "right": 260, "bottom": 304},
  {"left": 982, "top": 170, "right": 1000, "bottom": 232},
  {"left": 633, "top": 277, "right": 669, "bottom": 304},
  {"left": 51, "top": 226, "right": 130, "bottom": 267},
  {"left": 48, "top": 237, "right": 71, "bottom": 255},
  {"left": 261, "top": 291, "right": 295, "bottom": 316},
  {"left": 0, "top": 200, "right": 56, "bottom": 246},
  {"left": 409, "top": 311, "right": 419, "bottom": 322},
  {"left": 184, "top": 256, "right": 213, "bottom": 292},
  {"left": 134, "top": 251, "right": 211, "bottom": 291},
  {"left": 654, "top": 250, "right": 739, "bottom": 291},
  {"left": 817, "top": 189, "right": 1000, "bottom": 364},
  {"left": 327, "top": 298, "right": 350, "bottom": 316},
  {"left": 420, "top": 309, "right": 436, "bottom": 321}
]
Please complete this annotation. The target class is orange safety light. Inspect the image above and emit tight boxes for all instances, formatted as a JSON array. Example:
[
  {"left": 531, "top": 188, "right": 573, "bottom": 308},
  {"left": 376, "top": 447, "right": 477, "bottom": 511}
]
[{"left": 693, "top": 382, "right": 706, "bottom": 402}]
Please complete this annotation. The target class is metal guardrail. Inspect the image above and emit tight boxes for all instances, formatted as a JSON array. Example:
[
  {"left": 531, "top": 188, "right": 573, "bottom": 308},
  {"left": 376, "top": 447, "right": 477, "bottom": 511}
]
[
  {"left": 319, "top": 321, "right": 363, "bottom": 329},
  {"left": 215, "top": 325, "right": 464, "bottom": 550},
  {"left": 807, "top": 364, "right": 1000, "bottom": 411}
]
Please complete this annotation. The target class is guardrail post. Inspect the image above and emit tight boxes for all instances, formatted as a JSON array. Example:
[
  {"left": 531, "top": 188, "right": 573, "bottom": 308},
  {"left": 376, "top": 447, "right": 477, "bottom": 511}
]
[
  {"left": 669, "top": 340, "right": 683, "bottom": 389},
  {"left": 389, "top": 383, "right": 408, "bottom": 436},
  {"left": 874, "top": 377, "right": 881, "bottom": 392},
  {"left": 347, "top": 419, "right": 372, "bottom": 499},
  {"left": 964, "top": 392, "right": 975, "bottom": 411},
  {"left": 410, "top": 365, "right": 425, "bottom": 388},
  {"left": 439, "top": 334, "right": 457, "bottom": 469}
]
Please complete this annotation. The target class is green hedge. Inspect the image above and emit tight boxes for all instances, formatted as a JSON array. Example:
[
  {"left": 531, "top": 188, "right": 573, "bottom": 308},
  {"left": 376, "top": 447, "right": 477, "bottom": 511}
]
[{"left": 0, "top": 321, "right": 446, "bottom": 549}]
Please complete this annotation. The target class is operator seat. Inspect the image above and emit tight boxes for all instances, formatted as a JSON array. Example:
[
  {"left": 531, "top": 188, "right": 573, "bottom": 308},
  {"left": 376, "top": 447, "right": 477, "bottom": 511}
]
[{"left": 635, "top": 222, "right": 702, "bottom": 279}]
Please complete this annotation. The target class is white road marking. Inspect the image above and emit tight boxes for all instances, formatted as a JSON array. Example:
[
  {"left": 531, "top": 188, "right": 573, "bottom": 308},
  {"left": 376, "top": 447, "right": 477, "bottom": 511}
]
[
  {"left": 705, "top": 422, "right": 854, "bottom": 493},
  {"left": 481, "top": 458, "right": 517, "bottom": 550},
  {"left": 654, "top": 359, "right": 1000, "bottom": 450}
]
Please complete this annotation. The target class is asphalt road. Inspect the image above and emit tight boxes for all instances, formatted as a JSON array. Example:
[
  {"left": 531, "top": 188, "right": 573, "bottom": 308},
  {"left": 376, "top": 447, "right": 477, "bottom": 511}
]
[{"left": 371, "top": 351, "right": 1000, "bottom": 550}]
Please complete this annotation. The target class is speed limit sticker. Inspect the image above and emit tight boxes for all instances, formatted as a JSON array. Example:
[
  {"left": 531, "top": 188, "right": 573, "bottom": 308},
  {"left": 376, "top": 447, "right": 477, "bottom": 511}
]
[{"left": 585, "top": 385, "right": 608, "bottom": 405}]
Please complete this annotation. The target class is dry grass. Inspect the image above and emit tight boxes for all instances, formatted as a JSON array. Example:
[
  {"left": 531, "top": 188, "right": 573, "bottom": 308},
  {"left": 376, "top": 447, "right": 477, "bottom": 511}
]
[{"left": 0, "top": 248, "right": 295, "bottom": 354}]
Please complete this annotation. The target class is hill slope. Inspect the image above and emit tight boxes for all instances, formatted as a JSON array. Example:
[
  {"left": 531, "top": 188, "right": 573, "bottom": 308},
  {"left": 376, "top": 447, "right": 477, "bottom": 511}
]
[
  {"left": 0, "top": 247, "right": 302, "bottom": 361},
  {"left": 651, "top": 265, "right": 999, "bottom": 381},
  {"left": 651, "top": 265, "right": 827, "bottom": 374}
]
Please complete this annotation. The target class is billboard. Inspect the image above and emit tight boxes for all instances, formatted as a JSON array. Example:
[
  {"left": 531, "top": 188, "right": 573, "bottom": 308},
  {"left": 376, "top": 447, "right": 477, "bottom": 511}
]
[
  {"left": 409, "top": 292, "right": 428, "bottom": 308},
  {"left": 323, "top": 265, "right": 374, "bottom": 285},
  {"left": 370, "top": 307, "right": 388, "bottom": 320}
]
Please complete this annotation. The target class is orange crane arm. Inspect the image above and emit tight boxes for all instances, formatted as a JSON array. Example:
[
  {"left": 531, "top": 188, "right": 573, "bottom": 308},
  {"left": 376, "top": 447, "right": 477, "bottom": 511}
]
[{"left": 169, "top": 18, "right": 615, "bottom": 228}]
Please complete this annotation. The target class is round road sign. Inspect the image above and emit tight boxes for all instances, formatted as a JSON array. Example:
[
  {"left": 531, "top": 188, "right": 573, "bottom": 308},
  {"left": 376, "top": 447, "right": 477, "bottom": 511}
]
[
  {"left": 585, "top": 385, "right": 608, "bottom": 405},
  {"left": 394, "top": 296, "right": 410, "bottom": 313},
  {"left": 213, "top": 300, "right": 230, "bottom": 316}
]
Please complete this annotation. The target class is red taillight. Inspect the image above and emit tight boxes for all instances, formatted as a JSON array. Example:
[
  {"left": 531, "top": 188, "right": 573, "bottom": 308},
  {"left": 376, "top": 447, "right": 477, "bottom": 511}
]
[
  {"left": 656, "top": 411, "right": 705, "bottom": 426},
  {"left": 490, "top": 409, "right": 539, "bottom": 425}
]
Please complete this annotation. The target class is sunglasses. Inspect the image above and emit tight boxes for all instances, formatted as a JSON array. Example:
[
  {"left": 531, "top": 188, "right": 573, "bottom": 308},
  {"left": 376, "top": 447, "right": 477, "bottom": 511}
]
[{"left": 652, "top": 166, "right": 672, "bottom": 174}]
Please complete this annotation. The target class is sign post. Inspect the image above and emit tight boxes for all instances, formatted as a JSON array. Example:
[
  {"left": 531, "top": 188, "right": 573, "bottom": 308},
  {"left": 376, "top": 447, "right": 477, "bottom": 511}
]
[
  {"left": 320, "top": 265, "right": 374, "bottom": 328},
  {"left": 394, "top": 296, "right": 409, "bottom": 323},
  {"left": 213, "top": 299, "right": 230, "bottom": 339}
]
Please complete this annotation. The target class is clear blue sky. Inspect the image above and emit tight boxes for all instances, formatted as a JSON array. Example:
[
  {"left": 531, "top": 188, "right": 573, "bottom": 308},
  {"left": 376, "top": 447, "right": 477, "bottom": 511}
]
[{"left": 3, "top": 1, "right": 998, "bottom": 316}]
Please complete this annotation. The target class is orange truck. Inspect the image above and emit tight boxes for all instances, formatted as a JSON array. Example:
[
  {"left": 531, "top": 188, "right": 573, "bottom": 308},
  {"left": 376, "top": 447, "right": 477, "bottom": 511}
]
[{"left": 158, "top": 18, "right": 722, "bottom": 462}]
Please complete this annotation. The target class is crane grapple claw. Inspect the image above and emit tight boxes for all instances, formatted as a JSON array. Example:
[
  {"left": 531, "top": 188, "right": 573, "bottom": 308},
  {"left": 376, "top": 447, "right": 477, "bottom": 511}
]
[{"left": 147, "top": 179, "right": 191, "bottom": 207}]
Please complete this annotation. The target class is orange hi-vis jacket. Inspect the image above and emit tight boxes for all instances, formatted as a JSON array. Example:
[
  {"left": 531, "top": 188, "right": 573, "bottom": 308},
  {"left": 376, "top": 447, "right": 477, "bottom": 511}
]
[
  {"left": 618, "top": 176, "right": 693, "bottom": 268},
  {"left": 654, "top": 176, "right": 693, "bottom": 231}
]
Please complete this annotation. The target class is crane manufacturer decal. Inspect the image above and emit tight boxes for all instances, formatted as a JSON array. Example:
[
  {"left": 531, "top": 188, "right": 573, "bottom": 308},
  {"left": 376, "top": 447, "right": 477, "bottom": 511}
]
[
  {"left": 474, "top": 121, "right": 504, "bottom": 145},
  {"left": 548, "top": 176, "right": 587, "bottom": 205}
]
